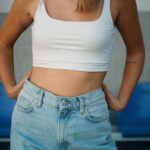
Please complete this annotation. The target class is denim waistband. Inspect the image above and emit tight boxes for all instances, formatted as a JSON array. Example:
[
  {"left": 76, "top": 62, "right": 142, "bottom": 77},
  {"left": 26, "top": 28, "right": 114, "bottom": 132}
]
[{"left": 20, "top": 78, "right": 105, "bottom": 111}]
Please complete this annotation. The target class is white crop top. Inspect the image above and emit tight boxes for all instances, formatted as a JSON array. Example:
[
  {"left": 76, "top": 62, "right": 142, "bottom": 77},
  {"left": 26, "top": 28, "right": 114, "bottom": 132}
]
[{"left": 31, "top": 0, "right": 117, "bottom": 72}]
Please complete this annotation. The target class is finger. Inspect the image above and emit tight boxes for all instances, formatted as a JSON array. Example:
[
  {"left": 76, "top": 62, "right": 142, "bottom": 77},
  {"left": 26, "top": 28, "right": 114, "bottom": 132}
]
[
  {"left": 25, "top": 70, "right": 32, "bottom": 76},
  {"left": 102, "top": 83, "right": 106, "bottom": 91},
  {"left": 102, "top": 83, "right": 110, "bottom": 94},
  {"left": 102, "top": 82, "right": 106, "bottom": 88},
  {"left": 26, "top": 73, "right": 31, "bottom": 79},
  {"left": 102, "top": 83, "right": 108, "bottom": 90},
  {"left": 104, "top": 95, "right": 111, "bottom": 110},
  {"left": 23, "top": 71, "right": 32, "bottom": 80}
]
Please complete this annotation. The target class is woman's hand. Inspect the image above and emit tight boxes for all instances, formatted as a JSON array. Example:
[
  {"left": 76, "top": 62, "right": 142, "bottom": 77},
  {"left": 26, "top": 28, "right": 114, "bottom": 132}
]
[
  {"left": 102, "top": 83, "right": 127, "bottom": 112},
  {"left": 7, "top": 71, "right": 32, "bottom": 100}
]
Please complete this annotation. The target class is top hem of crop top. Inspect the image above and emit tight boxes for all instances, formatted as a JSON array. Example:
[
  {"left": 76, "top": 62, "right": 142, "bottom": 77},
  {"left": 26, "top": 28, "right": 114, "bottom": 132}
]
[{"left": 31, "top": 0, "right": 117, "bottom": 72}]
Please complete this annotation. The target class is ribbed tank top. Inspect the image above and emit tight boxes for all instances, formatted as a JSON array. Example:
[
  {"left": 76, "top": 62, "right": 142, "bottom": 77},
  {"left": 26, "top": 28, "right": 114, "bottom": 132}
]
[{"left": 31, "top": 0, "right": 117, "bottom": 72}]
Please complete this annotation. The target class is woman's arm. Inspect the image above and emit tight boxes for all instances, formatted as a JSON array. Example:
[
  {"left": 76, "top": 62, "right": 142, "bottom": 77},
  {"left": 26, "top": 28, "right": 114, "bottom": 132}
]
[
  {"left": 0, "top": 0, "right": 37, "bottom": 99},
  {"left": 102, "top": 0, "right": 145, "bottom": 112}
]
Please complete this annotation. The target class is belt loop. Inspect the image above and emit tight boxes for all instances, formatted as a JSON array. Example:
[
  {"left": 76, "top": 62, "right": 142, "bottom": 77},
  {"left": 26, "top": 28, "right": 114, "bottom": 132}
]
[
  {"left": 80, "top": 97, "right": 85, "bottom": 115},
  {"left": 36, "top": 90, "right": 45, "bottom": 108}
]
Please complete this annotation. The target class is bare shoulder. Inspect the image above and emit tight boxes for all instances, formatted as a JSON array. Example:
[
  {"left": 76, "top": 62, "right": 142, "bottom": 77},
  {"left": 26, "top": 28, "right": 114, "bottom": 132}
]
[
  {"left": 117, "top": 0, "right": 137, "bottom": 9},
  {"left": 116, "top": 0, "right": 138, "bottom": 16},
  {"left": 114, "top": 0, "right": 144, "bottom": 52},
  {"left": 0, "top": 0, "right": 39, "bottom": 47},
  {"left": 110, "top": 0, "right": 121, "bottom": 25},
  {"left": 110, "top": 0, "right": 138, "bottom": 24},
  {"left": 28, "top": 0, "right": 40, "bottom": 19},
  {"left": 10, "top": 0, "right": 39, "bottom": 19}
]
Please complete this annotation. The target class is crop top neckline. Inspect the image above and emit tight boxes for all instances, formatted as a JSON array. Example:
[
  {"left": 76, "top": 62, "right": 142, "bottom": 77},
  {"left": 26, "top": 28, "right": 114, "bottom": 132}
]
[
  {"left": 31, "top": 0, "right": 117, "bottom": 72},
  {"left": 42, "top": 0, "right": 108, "bottom": 24}
]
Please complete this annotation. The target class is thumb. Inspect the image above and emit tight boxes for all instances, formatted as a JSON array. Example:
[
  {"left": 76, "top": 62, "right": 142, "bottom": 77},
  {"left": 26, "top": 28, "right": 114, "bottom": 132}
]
[
  {"left": 102, "top": 82, "right": 109, "bottom": 93},
  {"left": 23, "top": 70, "right": 32, "bottom": 80}
]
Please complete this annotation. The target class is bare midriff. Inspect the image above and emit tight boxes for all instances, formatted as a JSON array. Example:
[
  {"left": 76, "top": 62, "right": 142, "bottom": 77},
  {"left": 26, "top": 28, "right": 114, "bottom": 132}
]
[{"left": 29, "top": 67, "right": 107, "bottom": 97}]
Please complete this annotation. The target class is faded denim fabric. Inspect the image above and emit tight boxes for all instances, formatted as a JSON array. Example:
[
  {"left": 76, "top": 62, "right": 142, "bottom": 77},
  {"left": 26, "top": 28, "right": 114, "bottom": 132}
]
[{"left": 10, "top": 78, "right": 117, "bottom": 150}]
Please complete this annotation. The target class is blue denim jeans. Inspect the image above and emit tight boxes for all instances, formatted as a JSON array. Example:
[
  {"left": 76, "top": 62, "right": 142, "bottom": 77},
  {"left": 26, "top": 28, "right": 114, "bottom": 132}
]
[{"left": 10, "top": 78, "right": 117, "bottom": 150}]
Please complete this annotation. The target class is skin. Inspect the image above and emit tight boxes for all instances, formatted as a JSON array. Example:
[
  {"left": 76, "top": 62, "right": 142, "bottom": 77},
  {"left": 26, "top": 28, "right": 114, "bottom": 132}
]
[{"left": 0, "top": 0, "right": 145, "bottom": 112}]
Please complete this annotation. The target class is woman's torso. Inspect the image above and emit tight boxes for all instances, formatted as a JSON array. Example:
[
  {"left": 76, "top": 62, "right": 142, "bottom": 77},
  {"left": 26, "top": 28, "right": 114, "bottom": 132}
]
[{"left": 29, "top": 0, "right": 118, "bottom": 97}]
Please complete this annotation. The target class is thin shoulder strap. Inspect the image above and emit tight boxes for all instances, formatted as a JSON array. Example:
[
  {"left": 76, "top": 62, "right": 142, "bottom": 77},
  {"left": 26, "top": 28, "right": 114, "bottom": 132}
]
[
  {"left": 33, "top": 0, "right": 43, "bottom": 21},
  {"left": 102, "top": 0, "right": 114, "bottom": 25}
]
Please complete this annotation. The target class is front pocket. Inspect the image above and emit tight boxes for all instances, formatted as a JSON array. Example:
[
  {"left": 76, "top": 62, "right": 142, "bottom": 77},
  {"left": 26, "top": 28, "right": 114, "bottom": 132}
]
[
  {"left": 16, "top": 95, "right": 33, "bottom": 113},
  {"left": 84, "top": 100, "right": 109, "bottom": 122}
]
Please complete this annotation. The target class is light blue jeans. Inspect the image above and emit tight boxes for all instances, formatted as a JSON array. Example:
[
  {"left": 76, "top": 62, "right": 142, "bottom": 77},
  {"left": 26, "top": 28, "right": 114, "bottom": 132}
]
[{"left": 10, "top": 78, "right": 117, "bottom": 150}]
